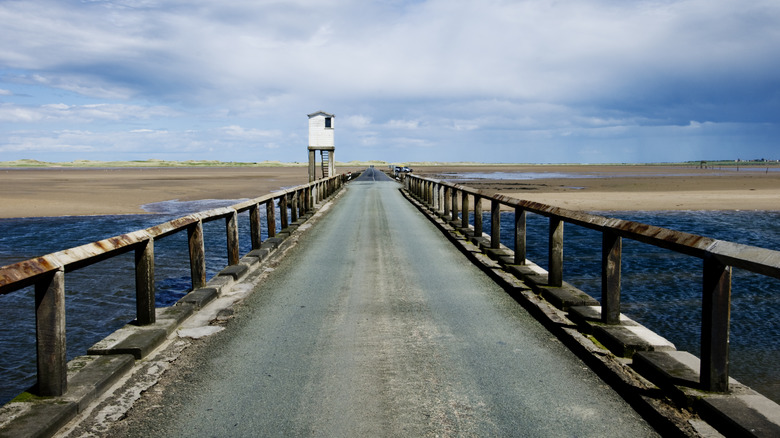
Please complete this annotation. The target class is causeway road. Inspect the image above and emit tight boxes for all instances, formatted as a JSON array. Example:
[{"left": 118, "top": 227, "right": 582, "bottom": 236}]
[{"left": 107, "top": 168, "right": 659, "bottom": 436}]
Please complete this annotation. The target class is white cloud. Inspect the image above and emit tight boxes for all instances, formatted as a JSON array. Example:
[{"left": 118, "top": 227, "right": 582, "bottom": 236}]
[
  {"left": 221, "top": 125, "right": 281, "bottom": 139},
  {"left": 0, "top": 102, "right": 179, "bottom": 123},
  {"left": 386, "top": 119, "right": 420, "bottom": 130},
  {"left": 0, "top": 0, "right": 779, "bottom": 163}
]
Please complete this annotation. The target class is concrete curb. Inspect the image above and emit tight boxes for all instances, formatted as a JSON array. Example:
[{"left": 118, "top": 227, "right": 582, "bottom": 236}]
[
  {"left": 401, "top": 187, "right": 780, "bottom": 438},
  {"left": 0, "top": 188, "right": 347, "bottom": 438}
]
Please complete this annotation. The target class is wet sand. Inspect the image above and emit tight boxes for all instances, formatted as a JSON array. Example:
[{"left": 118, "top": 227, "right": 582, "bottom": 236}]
[
  {"left": 1, "top": 164, "right": 778, "bottom": 218},
  {"left": 0, "top": 166, "right": 365, "bottom": 218},
  {"left": 414, "top": 165, "right": 780, "bottom": 211}
]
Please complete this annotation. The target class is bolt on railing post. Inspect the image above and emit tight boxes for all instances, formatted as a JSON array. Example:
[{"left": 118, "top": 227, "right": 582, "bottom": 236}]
[
  {"left": 548, "top": 217, "right": 564, "bottom": 287},
  {"left": 474, "top": 195, "right": 483, "bottom": 237},
  {"left": 250, "top": 203, "right": 262, "bottom": 250},
  {"left": 514, "top": 207, "right": 526, "bottom": 265},
  {"left": 491, "top": 199, "right": 501, "bottom": 249},
  {"left": 279, "top": 195, "right": 289, "bottom": 230},
  {"left": 226, "top": 210, "right": 240, "bottom": 266},
  {"left": 461, "top": 191, "right": 470, "bottom": 229},
  {"left": 701, "top": 255, "right": 732, "bottom": 392},
  {"left": 266, "top": 200, "right": 276, "bottom": 238},
  {"left": 135, "top": 238, "right": 155, "bottom": 325},
  {"left": 35, "top": 267, "right": 66, "bottom": 396},
  {"left": 601, "top": 231, "right": 622, "bottom": 324},
  {"left": 188, "top": 220, "right": 207, "bottom": 289}
]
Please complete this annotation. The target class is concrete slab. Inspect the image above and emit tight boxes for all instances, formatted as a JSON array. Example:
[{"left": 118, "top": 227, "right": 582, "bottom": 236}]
[
  {"left": 177, "top": 287, "right": 218, "bottom": 309},
  {"left": 154, "top": 304, "right": 195, "bottom": 335},
  {"left": 206, "top": 275, "right": 232, "bottom": 293},
  {"left": 698, "top": 393, "right": 780, "bottom": 437},
  {"left": 261, "top": 237, "right": 284, "bottom": 251},
  {"left": 65, "top": 354, "right": 135, "bottom": 411},
  {"left": 632, "top": 350, "right": 702, "bottom": 389},
  {"left": 218, "top": 263, "right": 249, "bottom": 280},
  {"left": 592, "top": 323, "right": 676, "bottom": 358},
  {"left": 538, "top": 284, "right": 600, "bottom": 311},
  {"left": 88, "top": 328, "right": 167, "bottom": 360},
  {"left": 0, "top": 400, "right": 78, "bottom": 438},
  {"left": 569, "top": 306, "right": 639, "bottom": 332}
]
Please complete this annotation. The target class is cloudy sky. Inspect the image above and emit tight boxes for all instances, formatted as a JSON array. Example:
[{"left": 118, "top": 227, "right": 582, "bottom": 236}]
[{"left": 1, "top": 0, "right": 778, "bottom": 164}]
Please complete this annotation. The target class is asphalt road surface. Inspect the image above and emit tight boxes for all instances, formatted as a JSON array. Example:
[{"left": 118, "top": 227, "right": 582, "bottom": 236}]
[{"left": 109, "top": 169, "right": 658, "bottom": 437}]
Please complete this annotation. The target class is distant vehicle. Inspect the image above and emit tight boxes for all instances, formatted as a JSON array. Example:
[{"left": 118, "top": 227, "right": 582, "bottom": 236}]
[{"left": 402, "top": 166, "right": 412, "bottom": 172}]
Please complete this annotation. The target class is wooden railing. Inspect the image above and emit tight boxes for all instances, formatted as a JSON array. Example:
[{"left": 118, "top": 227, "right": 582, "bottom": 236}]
[
  {"left": 405, "top": 173, "right": 780, "bottom": 393},
  {"left": 0, "top": 174, "right": 347, "bottom": 397}
]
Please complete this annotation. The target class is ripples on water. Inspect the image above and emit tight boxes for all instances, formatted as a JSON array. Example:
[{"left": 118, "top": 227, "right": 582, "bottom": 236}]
[
  {"left": 1, "top": 207, "right": 779, "bottom": 405},
  {"left": 0, "top": 200, "right": 279, "bottom": 404},
  {"left": 486, "top": 210, "right": 780, "bottom": 404}
]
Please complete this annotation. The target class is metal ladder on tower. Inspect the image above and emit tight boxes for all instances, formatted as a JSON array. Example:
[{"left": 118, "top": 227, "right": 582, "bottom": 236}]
[{"left": 321, "top": 150, "right": 329, "bottom": 177}]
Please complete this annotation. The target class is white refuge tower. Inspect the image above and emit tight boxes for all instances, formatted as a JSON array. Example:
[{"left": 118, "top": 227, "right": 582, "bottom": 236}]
[{"left": 307, "top": 111, "right": 335, "bottom": 182}]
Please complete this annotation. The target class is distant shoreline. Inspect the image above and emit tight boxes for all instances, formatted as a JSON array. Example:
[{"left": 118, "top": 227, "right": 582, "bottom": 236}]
[
  {"left": 1, "top": 164, "right": 779, "bottom": 218},
  {"left": 412, "top": 164, "right": 780, "bottom": 212},
  {"left": 1, "top": 159, "right": 778, "bottom": 169}
]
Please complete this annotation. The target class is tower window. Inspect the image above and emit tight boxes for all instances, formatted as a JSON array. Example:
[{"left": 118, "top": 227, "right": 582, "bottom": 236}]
[{"left": 325, "top": 117, "right": 332, "bottom": 128}]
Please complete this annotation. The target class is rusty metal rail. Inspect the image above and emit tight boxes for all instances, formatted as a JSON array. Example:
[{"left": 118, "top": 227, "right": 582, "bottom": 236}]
[
  {"left": 405, "top": 173, "right": 780, "bottom": 393},
  {"left": 0, "top": 173, "right": 347, "bottom": 397}
]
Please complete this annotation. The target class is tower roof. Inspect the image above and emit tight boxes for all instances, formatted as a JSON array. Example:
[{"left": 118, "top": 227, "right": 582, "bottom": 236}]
[{"left": 307, "top": 111, "right": 335, "bottom": 118}]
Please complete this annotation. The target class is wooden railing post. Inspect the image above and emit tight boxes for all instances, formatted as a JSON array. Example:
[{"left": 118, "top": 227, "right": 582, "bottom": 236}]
[
  {"left": 474, "top": 195, "right": 483, "bottom": 237},
  {"left": 443, "top": 186, "right": 451, "bottom": 217},
  {"left": 291, "top": 191, "right": 299, "bottom": 223},
  {"left": 266, "top": 200, "right": 276, "bottom": 238},
  {"left": 701, "top": 255, "right": 732, "bottom": 392},
  {"left": 279, "top": 195, "right": 289, "bottom": 230},
  {"left": 601, "top": 231, "right": 621, "bottom": 324},
  {"left": 514, "top": 207, "right": 526, "bottom": 264},
  {"left": 35, "top": 267, "right": 67, "bottom": 396},
  {"left": 548, "top": 217, "right": 564, "bottom": 287},
  {"left": 188, "top": 220, "right": 207, "bottom": 289},
  {"left": 135, "top": 238, "right": 155, "bottom": 325},
  {"left": 226, "top": 210, "right": 240, "bottom": 266},
  {"left": 491, "top": 199, "right": 501, "bottom": 249},
  {"left": 250, "top": 203, "right": 262, "bottom": 250},
  {"left": 434, "top": 183, "right": 440, "bottom": 212},
  {"left": 461, "top": 191, "right": 470, "bottom": 229},
  {"left": 451, "top": 188, "right": 459, "bottom": 222}
]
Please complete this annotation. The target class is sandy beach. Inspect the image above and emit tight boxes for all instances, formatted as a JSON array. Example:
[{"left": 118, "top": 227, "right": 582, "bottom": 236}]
[
  {"left": 0, "top": 166, "right": 366, "bottom": 219},
  {"left": 1, "top": 164, "right": 778, "bottom": 218},
  {"left": 414, "top": 165, "right": 780, "bottom": 211}
]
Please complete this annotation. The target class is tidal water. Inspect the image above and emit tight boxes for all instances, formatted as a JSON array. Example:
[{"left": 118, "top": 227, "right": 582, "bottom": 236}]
[
  {"left": 0, "top": 200, "right": 274, "bottom": 405},
  {"left": 1, "top": 206, "right": 779, "bottom": 405}
]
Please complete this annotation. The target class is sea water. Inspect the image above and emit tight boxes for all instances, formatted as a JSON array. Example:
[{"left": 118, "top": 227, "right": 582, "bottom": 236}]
[
  {"left": 1, "top": 207, "right": 779, "bottom": 405},
  {"left": 0, "top": 200, "right": 275, "bottom": 404},
  {"left": 487, "top": 209, "right": 780, "bottom": 404}
]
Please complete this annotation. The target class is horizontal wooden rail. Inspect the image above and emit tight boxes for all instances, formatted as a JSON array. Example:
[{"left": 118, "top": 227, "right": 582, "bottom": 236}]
[
  {"left": 0, "top": 173, "right": 347, "bottom": 397},
  {"left": 406, "top": 173, "right": 780, "bottom": 393}
]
